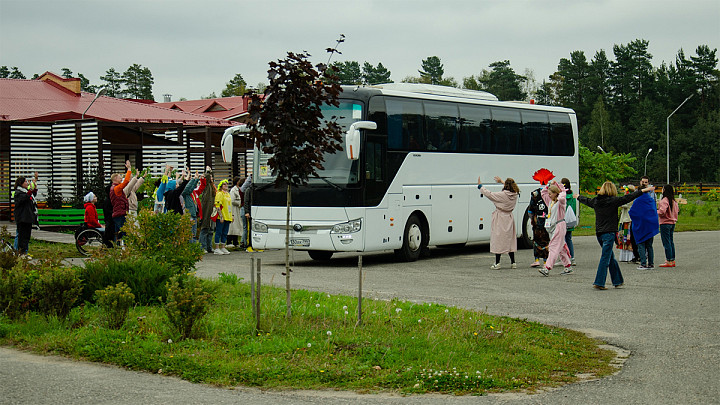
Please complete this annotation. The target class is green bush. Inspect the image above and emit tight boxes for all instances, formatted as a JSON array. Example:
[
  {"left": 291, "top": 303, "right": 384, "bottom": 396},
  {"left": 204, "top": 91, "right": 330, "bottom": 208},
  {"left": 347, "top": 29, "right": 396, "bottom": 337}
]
[
  {"left": 122, "top": 209, "right": 204, "bottom": 272},
  {"left": 0, "top": 226, "right": 19, "bottom": 271},
  {"left": 95, "top": 282, "right": 135, "bottom": 329},
  {"left": 687, "top": 205, "right": 697, "bottom": 217},
  {"left": 80, "top": 249, "right": 179, "bottom": 305},
  {"left": 164, "top": 273, "right": 212, "bottom": 340},
  {"left": 31, "top": 266, "right": 82, "bottom": 320},
  {"left": 218, "top": 272, "right": 241, "bottom": 285},
  {"left": 0, "top": 263, "right": 29, "bottom": 319}
]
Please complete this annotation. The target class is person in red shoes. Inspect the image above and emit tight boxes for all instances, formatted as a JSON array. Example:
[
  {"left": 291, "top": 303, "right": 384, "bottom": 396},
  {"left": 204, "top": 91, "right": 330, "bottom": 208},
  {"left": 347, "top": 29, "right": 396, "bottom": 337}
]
[{"left": 657, "top": 185, "right": 679, "bottom": 267}]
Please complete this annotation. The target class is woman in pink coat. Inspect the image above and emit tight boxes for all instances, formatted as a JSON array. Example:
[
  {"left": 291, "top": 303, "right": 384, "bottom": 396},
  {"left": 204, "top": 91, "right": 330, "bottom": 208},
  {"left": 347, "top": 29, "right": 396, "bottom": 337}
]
[
  {"left": 539, "top": 181, "right": 573, "bottom": 276},
  {"left": 477, "top": 176, "right": 519, "bottom": 269}
]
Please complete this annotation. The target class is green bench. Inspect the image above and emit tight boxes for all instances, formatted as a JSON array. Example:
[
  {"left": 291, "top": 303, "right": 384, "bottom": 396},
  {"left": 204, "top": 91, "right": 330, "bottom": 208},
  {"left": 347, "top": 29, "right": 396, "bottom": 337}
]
[{"left": 37, "top": 208, "right": 104, "bottom": 227}]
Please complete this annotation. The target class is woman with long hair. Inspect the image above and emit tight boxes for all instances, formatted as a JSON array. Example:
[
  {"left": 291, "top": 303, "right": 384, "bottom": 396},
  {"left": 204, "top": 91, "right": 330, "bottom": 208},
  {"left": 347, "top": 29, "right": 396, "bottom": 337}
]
[
  {"left": 13, "top": 176, "right": 37, "bottom": 255},
  {"left": 657, "top": 185, "right": 679, "bottom": 267},
  {"left": 198, "top": 168, "right": 217, "bottom": 253},
  {"left": 577, "top": 181, "right": 654, "bottom": 290},
  {"left": 538, "top": 181, "right": 573, "bottom": 276},
  {"left": 477, "top": 176, "right": 520, "bottom": 269}
]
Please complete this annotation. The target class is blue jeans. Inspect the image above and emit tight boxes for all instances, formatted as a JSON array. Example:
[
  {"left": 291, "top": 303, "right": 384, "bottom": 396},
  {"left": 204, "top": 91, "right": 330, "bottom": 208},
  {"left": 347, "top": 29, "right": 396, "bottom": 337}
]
[
  {"left": 190, "top": 216, "right": 198, "bottom": 243},
  {"left": 595, "top": 232, "right": 624, "bottom": 287},
  {"left": 660, "top": 224, "right": 675, "bottom": 261},
  {"left": 214, "top": 220, "right": 230, "bottom": 244},
  {"left": 113, "top": 216, "right": 126, "bottom": 242},
  {"left": 565, "top": 230, "right": 574, "bottom": 259},
  {"left": 638, "top": 237, "right": 654, "bottom": 267},
  {"left": 199, "top": 227, "right": 213, "bottom": 252},
  {"left": 240, "top": 208, "right": 248, "bottom": 246}
]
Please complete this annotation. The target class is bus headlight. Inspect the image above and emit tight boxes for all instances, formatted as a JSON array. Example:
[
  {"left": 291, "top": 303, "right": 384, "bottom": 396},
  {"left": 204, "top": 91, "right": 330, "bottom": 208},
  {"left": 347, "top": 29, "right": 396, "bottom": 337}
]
[
  {"left": 252, "top": 221, "right": 268, "bottom": 233},
  {"left": 331, "top": 218, "right": 362, "bottom": 234}
]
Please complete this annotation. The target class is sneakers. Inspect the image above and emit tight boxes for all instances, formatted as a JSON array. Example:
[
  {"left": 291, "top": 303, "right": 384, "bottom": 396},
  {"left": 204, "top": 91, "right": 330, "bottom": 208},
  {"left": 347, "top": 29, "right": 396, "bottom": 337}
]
[
  {"left": 561, "top": 267, "right": 574, "bottom": 275},
  {"left": 213, "top": 249, "right": 223, "bottom": 255},
  {"left": 510, "top": 263, "right": 517, "bottom": 269},
  {"left": 571, "top": 258, "right": 577, "bottom": 266},
  {"left": 246, "top": 246, "right": 256, "bottom": 252},
  {"left": 538, "top": 267, "right": 549, "bottom": 277},
  {"left": 530, "top": 259, "right": 540, "bottom": 268},
  {"left": 490, "top": 263, "right": 501, "bottom": 270},
  {"left": 220, "top": 248, "right": 231, "bottom": 255},
  {"left": 614, "top": 283, "right": 624, "bottom": 288},
  {"left": 637, "top": 265, "right": 653, "bottom": 270},
  {"left": 593, "top": 284, "right": 608, "bottom": 290},
  {"left": 659, "top": 261, "right": 676, "bottom": 267}
]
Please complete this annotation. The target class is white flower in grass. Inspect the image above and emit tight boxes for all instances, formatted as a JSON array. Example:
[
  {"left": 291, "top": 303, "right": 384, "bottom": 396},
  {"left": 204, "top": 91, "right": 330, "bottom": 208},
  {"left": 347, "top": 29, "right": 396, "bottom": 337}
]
[
  {"left": 327, "top": 330, "right": 332, "bottom": 336},
  {"left": 418, "top": 319, "right": 422, "bottom": 323},
  {"left": 395, "top": 308, "right": 402, "bottom": 314},
  {"left": 167, "top": 339, "right": 173, "bottom": 344},
  {"left": 344, "top": 311, "right": 349, "bottom": 315},
  {"left": 307, "top": 343, "right": 312, "bottom": 348},
  {"left": 316, "top": 303, "right": 320, "bottom": 308},
  {"left": 444, "top": 309, "right": 449, "bottom": 313},
  {"left": 342, "top": 305, "right": 347, "bottom": 310}
]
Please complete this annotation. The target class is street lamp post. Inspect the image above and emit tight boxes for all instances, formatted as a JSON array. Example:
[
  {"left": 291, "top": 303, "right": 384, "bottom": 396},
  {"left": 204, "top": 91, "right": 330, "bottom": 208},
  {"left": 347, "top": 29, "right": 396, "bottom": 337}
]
[
  {"left": 82, "top": 86, "right": 107, "bottom": 119},
  {"left": 666, "top": 93, "right": 694, "bottom": 184},
  {"left": 644, "top": 148, "right": 652, "bottom": 176},
  {"left": 597, "top": 145, "right": 606, "bottom": 153}
]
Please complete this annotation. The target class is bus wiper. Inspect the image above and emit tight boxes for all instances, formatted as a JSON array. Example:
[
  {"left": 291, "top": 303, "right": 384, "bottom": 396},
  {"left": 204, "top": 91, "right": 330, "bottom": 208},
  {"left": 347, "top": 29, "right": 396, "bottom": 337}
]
[{"left": 313, "top": 175, "right": 343, "bottom": 191}]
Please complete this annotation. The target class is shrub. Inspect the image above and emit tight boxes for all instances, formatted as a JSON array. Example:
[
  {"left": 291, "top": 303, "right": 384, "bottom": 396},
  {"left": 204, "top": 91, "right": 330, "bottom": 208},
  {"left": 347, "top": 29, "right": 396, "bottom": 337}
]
[
  {"left": 95, "top": 282, "right": 135, "bottom": 329},
  {"left": 122, "top": 209, "right": 204, "bottom": 272},
  {"left": 0, "top": 262, "right": 29, "bottom": 319},
  {"left": 164, "top": 273, "right": 212, "bottom": 340},
  {"left": 218, "top": 272, "right": 241, "bottom": 285},
  {"left": 31, "top": 266, "right": 82, "bottom": 319},
  {"left": 80, "top": 249, "right": 179, "bottom": 305},
  {"left": 0, "top": 226, "right": 19, "bottom": 271},
  {"left": 687, "top": 205, "right": 697, "bottom": 217}
]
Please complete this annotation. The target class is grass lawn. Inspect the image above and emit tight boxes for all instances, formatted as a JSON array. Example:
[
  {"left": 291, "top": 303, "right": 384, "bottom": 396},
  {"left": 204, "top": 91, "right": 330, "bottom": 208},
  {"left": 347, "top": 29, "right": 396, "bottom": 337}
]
[
  {"left": 29, "top": 238, "right": 81, "bottom": 260},
  {"left": 573, "top": 194, "right": 720, "bottom": 236},
  {"left": 0, "top": 279, "right": 617, "bottom": 395}
]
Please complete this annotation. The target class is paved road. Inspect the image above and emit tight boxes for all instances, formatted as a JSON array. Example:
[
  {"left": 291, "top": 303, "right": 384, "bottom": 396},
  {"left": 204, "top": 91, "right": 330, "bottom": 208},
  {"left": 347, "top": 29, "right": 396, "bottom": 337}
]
[{"left": 2, "top": 231, "right": 719, "bottom": 404}]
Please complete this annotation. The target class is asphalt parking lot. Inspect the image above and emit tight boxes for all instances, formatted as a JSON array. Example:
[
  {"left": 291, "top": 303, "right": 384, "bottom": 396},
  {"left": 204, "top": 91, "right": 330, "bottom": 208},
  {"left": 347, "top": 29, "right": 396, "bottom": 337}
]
[{"left": 2, "top": 231, "right": 719, "bottom": 404}]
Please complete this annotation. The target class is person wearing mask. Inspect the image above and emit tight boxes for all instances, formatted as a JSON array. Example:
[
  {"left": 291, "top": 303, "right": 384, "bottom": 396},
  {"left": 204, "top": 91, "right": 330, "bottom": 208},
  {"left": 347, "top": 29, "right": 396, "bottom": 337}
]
[
  {"left": 577, "top": 181, "right": 654, "bottom": 290},
  {"left": 477, "top": 176, "right": 520, "bottom": 269},
  {"left": 657, "top": 185, "right": 679, "bottom": 268}
]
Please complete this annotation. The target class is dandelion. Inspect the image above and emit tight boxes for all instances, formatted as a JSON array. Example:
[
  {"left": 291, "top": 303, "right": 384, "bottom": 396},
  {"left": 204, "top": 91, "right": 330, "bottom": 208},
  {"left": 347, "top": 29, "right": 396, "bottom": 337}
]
[
  {"left": 490, "top": 325, "right": 494, "bottom": 329},
  {"left": 344, "top": 311, "right": 349, "bottom": 315},
  {"left": 307, "top": 343, "right": 312, "bottom": 348},
  {"left": 395, "top": 308, "right": 402, "bottom": 314},
  {"left": 316, "top": 303, "right": 320, "bottom": 308},
  {"left": 327, "top": 294, "right": 330, "bottom": 298},
  {"left": 444, "top": 309, "right": 449, "bottom": 313},
  {"left": 342, "top": 305, "right": 347, "bottom": 310},
  {"left": 320, "top": 370, "right": 325, "bottom": 373},
  {"left": 327, "top": 330, "right": 332, "bottom": 336},
  {"left": 418, "top": 319, "right": 422, "bottom": 323},
  {"left": 473, "top": 332, "right": 478, "bottom": 336},
  {"left": 167, "top": 339, "right": 173, "bottom": 344}
]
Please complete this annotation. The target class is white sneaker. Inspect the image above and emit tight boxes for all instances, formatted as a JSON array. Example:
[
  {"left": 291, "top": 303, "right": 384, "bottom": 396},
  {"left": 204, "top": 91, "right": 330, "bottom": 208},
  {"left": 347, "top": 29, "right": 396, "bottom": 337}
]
[
  {"left": 510, "top": 263, "right": 517, "bottom": 269},
  {"left": 221, "top": 248, "right": 230, "bottom": 255},
  {"left": 538, "top": 267, "right": 549, "bottom": 277},
  {"left": 490, "top": 263, "right": 501, "bottom": 270},
  {"left": 213, "top": 249, "right": 223, "bottom": 255}
]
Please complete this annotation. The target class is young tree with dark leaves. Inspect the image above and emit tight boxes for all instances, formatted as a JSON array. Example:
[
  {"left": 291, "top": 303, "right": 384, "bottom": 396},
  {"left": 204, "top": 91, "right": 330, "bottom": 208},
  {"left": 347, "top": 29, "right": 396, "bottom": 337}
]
[{"left": 247, "top": 49, "right": 344, "bottom": 318}]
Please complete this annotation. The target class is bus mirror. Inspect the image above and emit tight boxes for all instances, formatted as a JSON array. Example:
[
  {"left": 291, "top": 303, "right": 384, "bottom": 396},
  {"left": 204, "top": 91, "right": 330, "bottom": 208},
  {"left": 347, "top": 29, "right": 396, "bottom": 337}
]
[
  {"left": 346, "top": 121, "right": 377, "bottom": 160},
  {"left": 221, "top": 124, "right": 249, "bottom": 163}
]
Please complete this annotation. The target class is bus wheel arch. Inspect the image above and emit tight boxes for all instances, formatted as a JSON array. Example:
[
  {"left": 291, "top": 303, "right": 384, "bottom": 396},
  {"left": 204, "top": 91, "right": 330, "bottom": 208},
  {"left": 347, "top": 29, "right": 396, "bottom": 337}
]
[
  {"left": 395, "top": 211, "right": 429, "bottom": 262},
  {"left": 520, "top": 210, "right": 533, "bottom": 249},
  {"left": 308, "top": 250, "right": 333, "bottom": 261}
]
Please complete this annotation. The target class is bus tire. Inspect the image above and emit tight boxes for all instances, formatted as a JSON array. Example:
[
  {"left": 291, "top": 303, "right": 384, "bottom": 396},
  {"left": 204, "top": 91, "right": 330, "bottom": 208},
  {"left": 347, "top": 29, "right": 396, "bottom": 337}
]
[
  {"left": 308, "top": 250, "right": 333, "bottom": 261},
  {"left": 520, "top": 211, "right": 533, "bottom": 249},
  {"left": 395, "top": 214, "right": 426, "bottom": 262}
]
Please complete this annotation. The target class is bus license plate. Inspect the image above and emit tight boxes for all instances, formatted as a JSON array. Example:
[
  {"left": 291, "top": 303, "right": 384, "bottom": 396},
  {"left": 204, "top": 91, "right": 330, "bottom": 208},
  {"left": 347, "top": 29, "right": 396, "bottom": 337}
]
[{"left": 290, "top": 238, "right": 310, "bottom": 247}]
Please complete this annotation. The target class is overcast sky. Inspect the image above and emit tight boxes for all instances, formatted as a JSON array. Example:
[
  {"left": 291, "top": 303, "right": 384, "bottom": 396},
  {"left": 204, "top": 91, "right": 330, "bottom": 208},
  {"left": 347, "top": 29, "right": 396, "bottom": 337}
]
[{"left": 1, "top": 0, "right": 718, "bottom": 101}]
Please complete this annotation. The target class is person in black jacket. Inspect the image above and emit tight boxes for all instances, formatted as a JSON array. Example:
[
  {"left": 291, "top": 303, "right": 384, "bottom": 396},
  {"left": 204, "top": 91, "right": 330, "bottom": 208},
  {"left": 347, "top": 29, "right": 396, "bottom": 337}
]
[
  {"left": 13, "top": 176, "right": 37, "bottom": 255},
  {"left": 577, "top": 181, "right": 654, "bottom": 290}
]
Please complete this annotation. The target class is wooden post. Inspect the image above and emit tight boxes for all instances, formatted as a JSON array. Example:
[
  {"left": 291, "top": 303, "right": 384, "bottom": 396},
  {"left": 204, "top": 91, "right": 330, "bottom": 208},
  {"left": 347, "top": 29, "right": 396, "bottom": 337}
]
[
  {"left": 256, "top": 257, "right": 261, "bottom": 332},
  {"left": 285, "top": 183, "right": 292, "bottom": 319},
  {"left": 357, "top": 255, "right": 363, "bottom": 326},
  {"left": 250, "top": 256, "right": 256, "bottom": 321}
]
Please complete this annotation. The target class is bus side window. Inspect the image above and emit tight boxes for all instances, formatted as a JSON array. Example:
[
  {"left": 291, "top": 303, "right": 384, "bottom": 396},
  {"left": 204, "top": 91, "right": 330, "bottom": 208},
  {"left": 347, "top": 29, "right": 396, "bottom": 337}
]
[
  {"left": 491, "top": 107, "right": 522, "bottom": 154},
  {"left": 424, "top": 101, "right": 459, "bottom": 151},
  {"left": 549, "top": 112, "right": 574, "bottom": 156},
  {"left": 521, "top": 110, "right": 550, "bottom": 155},
  {"left": 386, "top": 97, "right": 424, "bottom": 151},
  {"left": 459, "top": 105, "right": 491, "bottom": 153},
  {"left": 365, "top": 142, "right": 384, "bottom": 181}
]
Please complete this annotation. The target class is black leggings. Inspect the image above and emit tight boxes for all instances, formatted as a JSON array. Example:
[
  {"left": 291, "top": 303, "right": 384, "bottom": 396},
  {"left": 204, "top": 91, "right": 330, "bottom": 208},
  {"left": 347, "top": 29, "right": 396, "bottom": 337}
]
[{"left": 495, "top": 252, "right": 515, "bottom": 264}]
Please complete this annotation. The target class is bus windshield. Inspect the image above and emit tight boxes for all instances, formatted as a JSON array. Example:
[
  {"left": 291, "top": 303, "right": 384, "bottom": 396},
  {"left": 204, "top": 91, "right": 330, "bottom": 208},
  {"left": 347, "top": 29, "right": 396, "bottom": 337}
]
[{"left": 255, "top": 101, "right": 363, "bottom": 186}]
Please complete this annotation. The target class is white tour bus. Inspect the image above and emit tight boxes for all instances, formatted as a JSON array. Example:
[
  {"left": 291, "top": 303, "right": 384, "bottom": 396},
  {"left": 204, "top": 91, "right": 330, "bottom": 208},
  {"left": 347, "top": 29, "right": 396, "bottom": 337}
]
[{"left": 225, "top": 83, "right": 578, "bottom": 261}]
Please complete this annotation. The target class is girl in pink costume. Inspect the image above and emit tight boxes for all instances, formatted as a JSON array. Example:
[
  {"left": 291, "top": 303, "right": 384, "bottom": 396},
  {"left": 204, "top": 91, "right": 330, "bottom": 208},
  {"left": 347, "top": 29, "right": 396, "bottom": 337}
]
[{"left": 538, "top": 181, "right": 573, "bottom": 276}]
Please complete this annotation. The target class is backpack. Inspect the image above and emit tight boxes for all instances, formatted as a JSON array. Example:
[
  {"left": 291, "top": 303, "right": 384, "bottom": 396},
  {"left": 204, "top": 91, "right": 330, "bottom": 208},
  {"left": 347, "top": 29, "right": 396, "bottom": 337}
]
[{"left": 565, "top": 205, "right": 578, "bottom": 228}]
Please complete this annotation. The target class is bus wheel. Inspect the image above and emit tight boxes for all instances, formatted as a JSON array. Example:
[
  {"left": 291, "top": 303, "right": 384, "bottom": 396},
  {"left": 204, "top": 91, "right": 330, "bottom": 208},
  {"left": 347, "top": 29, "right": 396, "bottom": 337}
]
[
  {"left": 520, "top": 211, "right": 534, "bottom": 249},
  {"left": 308, "top": 250, "right": 333, "bottom": 261},
  {"left": 396, "top": 215, "right": 425, "bottom": 262}
]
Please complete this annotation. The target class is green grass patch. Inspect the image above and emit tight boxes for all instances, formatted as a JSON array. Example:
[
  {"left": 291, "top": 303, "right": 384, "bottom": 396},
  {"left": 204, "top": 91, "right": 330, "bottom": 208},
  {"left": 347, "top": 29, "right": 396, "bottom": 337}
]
[
  {"left": 28, "top": 238, "right": 81, "bottom": 260},
  {"left": 0, "top": 281, "right": 617, "bottom": 395},
  {"left": 573, "top": 194, "right": 720, "bottom": 236}
]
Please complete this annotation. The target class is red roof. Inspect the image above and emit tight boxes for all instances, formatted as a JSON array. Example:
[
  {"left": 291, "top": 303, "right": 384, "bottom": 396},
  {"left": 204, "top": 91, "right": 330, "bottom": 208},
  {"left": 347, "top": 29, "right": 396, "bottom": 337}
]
[
  {"left": 0, "top": 77, "right": 239, "bottom": 127},
  {"left": 155, "top": 96, "right": 249, "bottom": 121}
]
